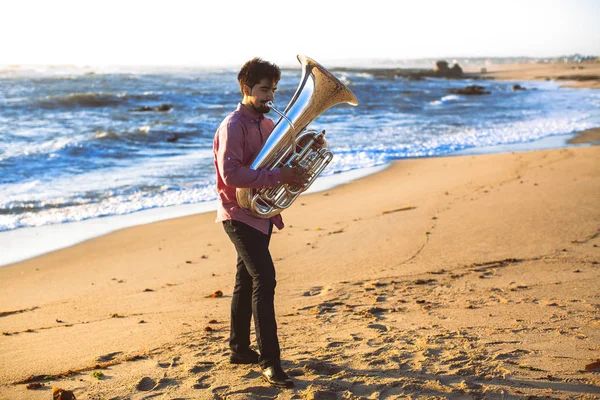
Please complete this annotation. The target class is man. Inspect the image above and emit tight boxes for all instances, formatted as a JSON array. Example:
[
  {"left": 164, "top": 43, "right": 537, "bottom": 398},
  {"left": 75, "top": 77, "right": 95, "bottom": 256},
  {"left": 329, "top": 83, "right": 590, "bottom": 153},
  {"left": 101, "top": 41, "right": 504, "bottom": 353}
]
[{"left": 213, "top": 57, "right": 308, "bottom": 388}]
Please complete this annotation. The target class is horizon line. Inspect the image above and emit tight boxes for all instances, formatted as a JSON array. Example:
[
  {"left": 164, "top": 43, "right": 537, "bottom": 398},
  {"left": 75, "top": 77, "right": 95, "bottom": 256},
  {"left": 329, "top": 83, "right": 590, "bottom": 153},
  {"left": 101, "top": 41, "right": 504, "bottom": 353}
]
[{"left": 1, "top": 54, "right": 598, "bottom": 70}]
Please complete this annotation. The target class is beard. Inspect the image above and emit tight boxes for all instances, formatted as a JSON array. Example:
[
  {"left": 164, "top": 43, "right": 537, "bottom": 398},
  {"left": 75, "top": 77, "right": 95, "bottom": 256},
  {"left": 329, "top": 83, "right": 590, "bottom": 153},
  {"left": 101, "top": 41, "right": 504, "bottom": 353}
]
[{"left": 252, "top": 101, "right": 271, "bottom": 114}]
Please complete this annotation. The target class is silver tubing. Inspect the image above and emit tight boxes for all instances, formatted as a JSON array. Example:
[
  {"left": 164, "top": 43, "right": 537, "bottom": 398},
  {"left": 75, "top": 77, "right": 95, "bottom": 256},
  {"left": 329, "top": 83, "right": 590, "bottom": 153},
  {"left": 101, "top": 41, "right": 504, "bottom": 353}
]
[
  {"left": 266, "top": 101, "right": 297, "bottom": 155},
  {"left": 266, "top": 101, "right": 295, "bottom": 130}
]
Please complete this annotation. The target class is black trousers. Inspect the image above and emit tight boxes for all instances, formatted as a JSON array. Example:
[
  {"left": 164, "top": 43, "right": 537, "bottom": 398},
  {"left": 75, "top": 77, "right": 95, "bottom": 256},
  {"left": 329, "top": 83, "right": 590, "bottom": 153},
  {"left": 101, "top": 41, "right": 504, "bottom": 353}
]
[{"left": 222, "top": 219, "right": 280, "bottom": 368}]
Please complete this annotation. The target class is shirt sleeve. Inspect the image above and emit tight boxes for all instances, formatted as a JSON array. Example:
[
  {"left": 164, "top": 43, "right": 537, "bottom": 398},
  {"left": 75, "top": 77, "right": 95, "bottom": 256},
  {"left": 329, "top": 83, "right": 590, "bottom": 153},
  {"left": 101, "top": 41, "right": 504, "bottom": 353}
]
[{"left": 216, "top": 120, "right": 283, "bottom": 189}]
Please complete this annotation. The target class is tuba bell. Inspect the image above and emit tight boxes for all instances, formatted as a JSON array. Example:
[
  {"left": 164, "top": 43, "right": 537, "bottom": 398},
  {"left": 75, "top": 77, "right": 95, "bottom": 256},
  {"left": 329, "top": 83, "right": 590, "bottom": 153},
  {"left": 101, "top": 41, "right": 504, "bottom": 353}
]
[{"left": 236, "top": 55, "right": 358, "bottom": 218}]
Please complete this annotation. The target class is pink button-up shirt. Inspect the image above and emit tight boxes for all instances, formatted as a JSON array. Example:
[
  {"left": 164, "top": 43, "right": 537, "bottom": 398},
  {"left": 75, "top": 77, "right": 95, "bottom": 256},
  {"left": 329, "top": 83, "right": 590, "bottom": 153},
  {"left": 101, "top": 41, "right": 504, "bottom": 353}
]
[{"left": 213, "top": 103, "right": 284, "bottom": 234}]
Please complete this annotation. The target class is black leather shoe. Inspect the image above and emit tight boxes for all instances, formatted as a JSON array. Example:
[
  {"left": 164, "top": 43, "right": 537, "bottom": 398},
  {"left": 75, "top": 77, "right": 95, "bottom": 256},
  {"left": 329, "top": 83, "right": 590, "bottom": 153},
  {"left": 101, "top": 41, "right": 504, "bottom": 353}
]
[
  {"left": 261, "top": 365, "right": 294, "bottom": 388},
  {"left": 229, "top": 348, "right": 260, "bottom": 364}
]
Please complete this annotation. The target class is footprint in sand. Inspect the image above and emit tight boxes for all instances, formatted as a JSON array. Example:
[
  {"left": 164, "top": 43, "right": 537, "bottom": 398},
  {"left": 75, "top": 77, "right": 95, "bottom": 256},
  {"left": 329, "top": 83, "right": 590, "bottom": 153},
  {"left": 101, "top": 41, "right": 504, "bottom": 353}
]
[
  {"left": 240, "top": 370, "right": 262, "bottom": 379},
  {"left": 153, "top": 377, "right": 178, "bottom": 390},
  {"left": 350, "top": 333, "right": 364, "bottom": 342},
  {"left": 226, "top": 386, "right": 282, "bottom": 399},
  {"left": 286, "top": 368, "right": 305, "bottom": 377},
  {"left": 366, "top": 338, "right": 385, "bottom": 347},
  {"left": 136, "top": 377, "right": 156, "bottom": 391},
  {"left": 189, "top": 361, "right": 215, "bottom": 374},
  {"left": 304, "top": 360, "right": 343, "bottom": 376},
  {"left": 362, "top": 306, "right": 388, "bottom": 318},
  {"left": 492, "top": 349, "right": 531, "bottom": 361},
  {"left": 367, "top": 323, "right": 388, "bottom": 332},
  {"left": 135, "top": 376, "right": 179, "bottom": 392},
  {"left": 303, "top": 286, "right": 330, "bottom": 296},
  {"left": 157, "top": 356, "right": 180, "bottom": 368},
  {"left": 317, "top": 301, "right": 346, "bottom": 314},
  {"left": 371, "top": 281, "right": 390, "bottom": 288},
  {"left": 192, "top": 375, "right": 212, "bottom": 389},
  {"left": 211, "top": 385, "right": 230, "bottom": 396},
  {"left": 367, "top": 358, "right": 387, "bottom": 366}
]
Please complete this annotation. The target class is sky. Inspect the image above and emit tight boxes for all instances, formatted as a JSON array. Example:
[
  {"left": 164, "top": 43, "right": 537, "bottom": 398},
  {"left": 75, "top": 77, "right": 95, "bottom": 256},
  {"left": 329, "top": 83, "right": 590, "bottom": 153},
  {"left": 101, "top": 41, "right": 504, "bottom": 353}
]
[{"left": 1, "top": 0, "right": 599, "bottom": 67}]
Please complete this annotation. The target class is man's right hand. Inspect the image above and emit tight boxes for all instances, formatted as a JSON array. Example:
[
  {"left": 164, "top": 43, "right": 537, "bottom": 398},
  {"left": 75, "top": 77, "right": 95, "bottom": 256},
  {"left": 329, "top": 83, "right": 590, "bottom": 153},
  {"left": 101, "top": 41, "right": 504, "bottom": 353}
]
[{"left": 280, "top": 166, "right": 310, "bottom": 186}]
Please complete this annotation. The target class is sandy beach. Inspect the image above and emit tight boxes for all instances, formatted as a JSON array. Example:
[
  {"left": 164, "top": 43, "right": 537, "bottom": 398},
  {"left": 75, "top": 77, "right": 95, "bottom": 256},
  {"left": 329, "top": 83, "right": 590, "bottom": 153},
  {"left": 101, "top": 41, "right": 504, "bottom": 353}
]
[
  {"left": 465, "top": 60, "right": 600, "bottom": 89},
  {"left": 1, "top": 64, "right": 599, "bottom": 399}
]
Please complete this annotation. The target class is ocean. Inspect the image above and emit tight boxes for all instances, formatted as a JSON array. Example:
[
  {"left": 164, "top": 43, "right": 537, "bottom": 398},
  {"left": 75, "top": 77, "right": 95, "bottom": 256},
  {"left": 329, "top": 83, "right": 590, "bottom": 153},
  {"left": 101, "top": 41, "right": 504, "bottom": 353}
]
[{"left": 1, "top": 64, "right": 599, "bottom": 266}]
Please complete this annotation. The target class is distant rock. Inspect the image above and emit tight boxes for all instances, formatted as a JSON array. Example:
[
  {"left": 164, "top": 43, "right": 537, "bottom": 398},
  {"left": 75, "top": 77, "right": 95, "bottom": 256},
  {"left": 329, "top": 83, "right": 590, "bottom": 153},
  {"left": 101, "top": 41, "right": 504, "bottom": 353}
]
[
  {"left": 435, "top": 60, "right": 449, "bottom": 75},
  {"left": 435, "top": 60, "right": 463, "bottom": 78},
  {"left": 155, "top": 104, "right": 173, "bottom": 111},
  {"left": 512, "top": 84, "right": 527, "bottom": 91},
  {"left": 556, "top": 74, "right": 600, "bottom": 81},
  {"left": 446, "top": 85, "right": 491, "bottom": 95},
  {"left": 133, "top": 104, "right": 173, "bottom": 112},
  {"left": 449, "top": 63, "right": 463, "bottom": 78},
  {"left": 332, "top": 61, "right": 476, "bottom": 81}
]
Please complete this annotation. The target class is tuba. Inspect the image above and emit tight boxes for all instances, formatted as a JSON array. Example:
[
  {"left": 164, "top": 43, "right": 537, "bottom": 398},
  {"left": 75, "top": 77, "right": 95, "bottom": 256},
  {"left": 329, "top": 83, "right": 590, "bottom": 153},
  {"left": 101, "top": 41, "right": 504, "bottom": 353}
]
[{"left": 236, "top": 55, "right": 358, "bottom": 218}]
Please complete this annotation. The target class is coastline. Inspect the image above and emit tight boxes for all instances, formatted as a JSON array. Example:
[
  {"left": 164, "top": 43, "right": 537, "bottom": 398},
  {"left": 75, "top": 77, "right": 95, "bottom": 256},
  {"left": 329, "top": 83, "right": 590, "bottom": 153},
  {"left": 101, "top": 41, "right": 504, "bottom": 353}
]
[
  {"left": 0, "top": 129, "right": 597, "bottom": 269},
  {"left": 464, "top": 61, "right": 600, "bottom": 89},
  {"left": 2, "top": 61, "right": 599, "bottom": 269},
  {"left": 0, "top": 165, "right": 387, "bottom": 268}
]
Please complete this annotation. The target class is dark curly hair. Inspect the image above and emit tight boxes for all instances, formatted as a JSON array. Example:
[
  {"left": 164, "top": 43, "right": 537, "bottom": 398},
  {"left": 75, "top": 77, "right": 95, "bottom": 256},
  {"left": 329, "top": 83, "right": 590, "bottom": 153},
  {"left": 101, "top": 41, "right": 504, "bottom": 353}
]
[{"left": 237, "top": 57, "right": 281, "bottom": 97}]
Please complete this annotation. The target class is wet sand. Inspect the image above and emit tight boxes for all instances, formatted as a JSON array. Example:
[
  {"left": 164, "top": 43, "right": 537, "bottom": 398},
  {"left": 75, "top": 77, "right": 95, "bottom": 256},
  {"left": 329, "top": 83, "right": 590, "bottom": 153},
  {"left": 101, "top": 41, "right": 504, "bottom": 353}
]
[{"left": 465, "top": 61, "right": 600, "bottom": 89}]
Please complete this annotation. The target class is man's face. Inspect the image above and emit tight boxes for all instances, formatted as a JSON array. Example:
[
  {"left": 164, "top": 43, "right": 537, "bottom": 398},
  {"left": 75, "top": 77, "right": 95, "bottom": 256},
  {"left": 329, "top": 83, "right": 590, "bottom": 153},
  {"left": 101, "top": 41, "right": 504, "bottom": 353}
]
[{"left": 244, "top": 78, "right": 277, "bottom": 114}]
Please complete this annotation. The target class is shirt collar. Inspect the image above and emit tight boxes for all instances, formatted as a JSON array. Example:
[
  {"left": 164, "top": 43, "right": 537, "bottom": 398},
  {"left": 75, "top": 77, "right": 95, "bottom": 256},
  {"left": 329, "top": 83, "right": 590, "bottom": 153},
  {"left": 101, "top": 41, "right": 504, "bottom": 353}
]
[{"left": 237, "top": 103, "right": 264, "bottom": 123}]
